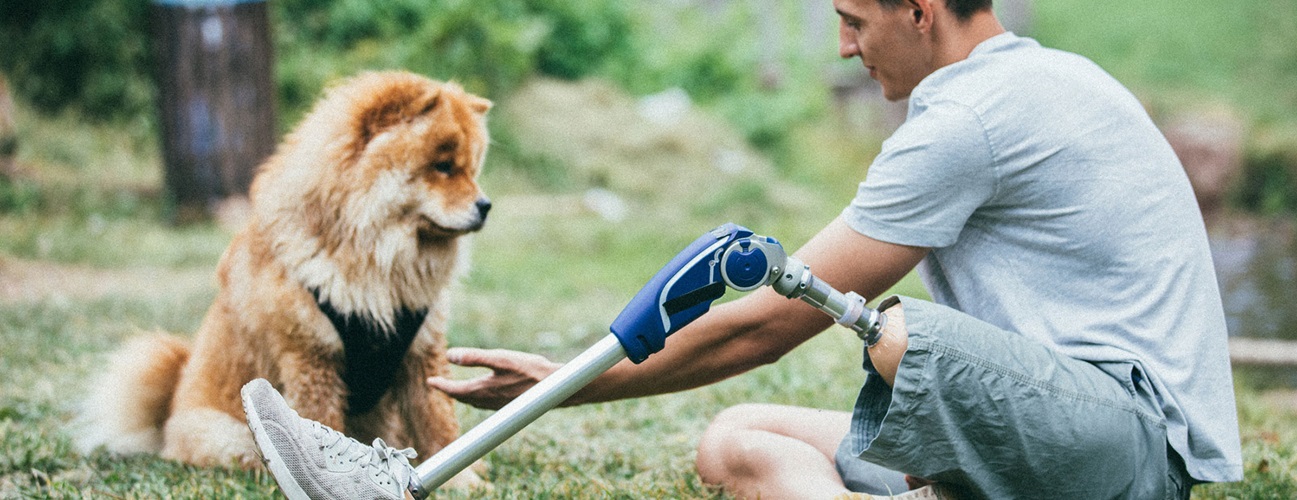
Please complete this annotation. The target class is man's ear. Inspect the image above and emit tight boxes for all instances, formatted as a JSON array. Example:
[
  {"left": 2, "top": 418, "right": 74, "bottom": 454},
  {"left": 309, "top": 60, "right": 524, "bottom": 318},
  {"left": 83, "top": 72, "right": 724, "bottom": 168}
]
[{"left": 908, "top": 0, "right": 935, "bottom": 31}]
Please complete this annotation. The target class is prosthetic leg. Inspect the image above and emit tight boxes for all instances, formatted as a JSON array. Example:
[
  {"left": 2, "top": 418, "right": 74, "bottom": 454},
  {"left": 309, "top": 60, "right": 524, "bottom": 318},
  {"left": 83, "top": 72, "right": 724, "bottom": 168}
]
[{"left": 411, "top": 223, "right": 887, "bottom": 496}]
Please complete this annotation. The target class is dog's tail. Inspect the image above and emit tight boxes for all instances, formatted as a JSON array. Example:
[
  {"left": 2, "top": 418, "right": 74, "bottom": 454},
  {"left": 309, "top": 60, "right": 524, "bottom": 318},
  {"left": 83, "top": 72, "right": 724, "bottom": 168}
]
[{"left": 75, "top": 332, "right": 190, "bottom": 455}]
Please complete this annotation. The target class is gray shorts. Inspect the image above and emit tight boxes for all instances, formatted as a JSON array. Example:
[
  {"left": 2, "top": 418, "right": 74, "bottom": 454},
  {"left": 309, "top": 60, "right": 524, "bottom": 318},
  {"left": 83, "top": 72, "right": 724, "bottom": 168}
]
[{"left": 834, "top": 296, "right": 1193, "bottom": 499}]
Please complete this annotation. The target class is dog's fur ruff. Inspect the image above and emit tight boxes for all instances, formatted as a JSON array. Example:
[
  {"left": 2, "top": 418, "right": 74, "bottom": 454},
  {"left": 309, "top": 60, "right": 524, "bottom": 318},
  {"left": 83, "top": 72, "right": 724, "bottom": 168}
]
[{"left": 77, "top": 72, "right": 492, "bottom": 486}]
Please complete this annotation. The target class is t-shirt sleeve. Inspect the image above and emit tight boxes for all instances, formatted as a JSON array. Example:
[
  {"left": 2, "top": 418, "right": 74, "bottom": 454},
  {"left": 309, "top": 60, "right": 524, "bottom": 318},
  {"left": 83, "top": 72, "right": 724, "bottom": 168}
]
[{"left": 842, "top": 100, "right": 997, "bottom": 248}]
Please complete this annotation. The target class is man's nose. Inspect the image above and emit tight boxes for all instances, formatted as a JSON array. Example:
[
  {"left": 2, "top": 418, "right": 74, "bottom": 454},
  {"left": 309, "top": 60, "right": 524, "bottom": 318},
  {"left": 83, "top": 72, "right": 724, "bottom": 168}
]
[{"left": 838, "top": 24, "right": 859, "bottom": 58}]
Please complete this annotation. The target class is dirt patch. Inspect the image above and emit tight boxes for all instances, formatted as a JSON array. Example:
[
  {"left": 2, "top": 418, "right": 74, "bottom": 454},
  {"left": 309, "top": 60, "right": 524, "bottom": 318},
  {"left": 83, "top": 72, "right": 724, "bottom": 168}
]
[
  {"left": 0, "top": 256, "right": 214, "bottom": 304},
  {"left": 1261, "top": 389, "right": 1297, "bottom": 414}
]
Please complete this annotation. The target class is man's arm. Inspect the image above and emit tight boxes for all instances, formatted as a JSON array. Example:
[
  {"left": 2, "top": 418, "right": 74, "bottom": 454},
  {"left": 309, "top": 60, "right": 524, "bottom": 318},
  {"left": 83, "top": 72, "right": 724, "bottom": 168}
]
[{"left": 428, "top": 217, "right": 928, "bottom": 409}]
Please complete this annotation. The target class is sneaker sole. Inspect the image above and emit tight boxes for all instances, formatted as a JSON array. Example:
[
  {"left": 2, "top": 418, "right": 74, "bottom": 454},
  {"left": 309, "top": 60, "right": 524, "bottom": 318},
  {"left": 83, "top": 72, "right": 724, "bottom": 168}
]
[{"left": 242, "top": 389, "right": 313, "bottom": 500}]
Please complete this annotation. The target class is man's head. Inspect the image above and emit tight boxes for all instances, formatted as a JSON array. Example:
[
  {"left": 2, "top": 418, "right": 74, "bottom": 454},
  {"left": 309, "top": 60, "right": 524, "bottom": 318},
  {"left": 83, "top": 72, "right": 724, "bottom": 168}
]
[
  {"left": 835, "top": 0, "right": 1001, "bottom": 100},
  {"left": 875, "top": 0, "right": 991, "bottom": 21}
]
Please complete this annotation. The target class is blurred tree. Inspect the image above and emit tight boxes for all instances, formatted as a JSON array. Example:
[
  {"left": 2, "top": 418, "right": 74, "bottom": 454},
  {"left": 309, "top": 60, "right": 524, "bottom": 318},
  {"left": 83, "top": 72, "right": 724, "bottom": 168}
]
[
  {"left": 0, "top": 0, "right": 154, "bottom": 120},
  {"left": 0, "top": 0, "right": 636, "bottom": 123},
  {"left": 272, "top": 0, "right": 635, "bottom": 115}
]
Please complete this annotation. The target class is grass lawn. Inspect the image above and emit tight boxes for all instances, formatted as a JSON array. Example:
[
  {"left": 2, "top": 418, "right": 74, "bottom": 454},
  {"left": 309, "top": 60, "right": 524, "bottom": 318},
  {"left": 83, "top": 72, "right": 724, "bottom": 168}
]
[{"left": 1033, "top": 0, "right": 1297, "bottom": 127}]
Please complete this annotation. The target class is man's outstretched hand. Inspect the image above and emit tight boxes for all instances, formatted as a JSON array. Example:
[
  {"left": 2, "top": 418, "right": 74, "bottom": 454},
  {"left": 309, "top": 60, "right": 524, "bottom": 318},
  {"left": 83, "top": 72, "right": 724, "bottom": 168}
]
[{"left": 427, "top": 348, "right": 563, "bottom": 410}]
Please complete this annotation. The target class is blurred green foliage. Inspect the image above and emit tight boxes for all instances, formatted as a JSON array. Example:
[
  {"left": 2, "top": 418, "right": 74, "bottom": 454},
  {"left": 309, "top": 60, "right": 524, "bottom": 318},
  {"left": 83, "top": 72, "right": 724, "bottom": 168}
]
[
  {"left": 0, "top": 0, "right": 819, "bottom": 152},
  {"left": 0, "top": 0, "right": 1293, "bottom": 212},
  {"left": 0, "top": 175, "right": 41, "bottom": 215},
  {"left": 0, "top": 0, "right": 154, "bottom": 120},
  {"left": 273, "top": 0, "right": 636, "bottom": 120},
  {"left": 0, "top": 0, "right": 639, "bottom": 122}
]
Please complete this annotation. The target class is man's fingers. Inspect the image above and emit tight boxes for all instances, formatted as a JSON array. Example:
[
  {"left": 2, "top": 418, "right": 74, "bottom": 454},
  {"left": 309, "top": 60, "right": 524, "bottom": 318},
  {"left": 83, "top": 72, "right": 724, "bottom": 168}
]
[
  {"left": 428, "top": 375, "right": 504, "bottom": 409},
  {"left": 444, "top": 347, "right": 498, "bottom": 369},
  {"left": 446, "top": 347, "right": 554, "bottom": 375},
  {"left": 431, "top": 347, "right": 561, "bottom": 410},
  {"left": 427, "top": 374, "right": 479, "bottom": 396}
]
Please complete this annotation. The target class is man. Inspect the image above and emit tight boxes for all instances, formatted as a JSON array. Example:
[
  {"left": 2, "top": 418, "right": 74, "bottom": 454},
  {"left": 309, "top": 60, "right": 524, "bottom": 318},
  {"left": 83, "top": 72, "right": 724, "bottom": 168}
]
[{"left": 243, "top": 0, "right": 1243, "bottom": 497}]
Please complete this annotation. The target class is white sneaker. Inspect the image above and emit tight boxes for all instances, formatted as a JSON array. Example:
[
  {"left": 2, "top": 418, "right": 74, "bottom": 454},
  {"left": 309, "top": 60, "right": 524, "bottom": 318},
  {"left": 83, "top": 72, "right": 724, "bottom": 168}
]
[{"left": 241, "top": 378, "right": 421, "bottom": 499}]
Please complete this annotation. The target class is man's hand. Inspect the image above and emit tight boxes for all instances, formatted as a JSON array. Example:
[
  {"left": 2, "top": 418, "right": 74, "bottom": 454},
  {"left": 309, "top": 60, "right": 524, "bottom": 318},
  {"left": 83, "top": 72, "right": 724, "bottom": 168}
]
[{"left": 427, "top": 348, "right": 562, "bottom": 410}]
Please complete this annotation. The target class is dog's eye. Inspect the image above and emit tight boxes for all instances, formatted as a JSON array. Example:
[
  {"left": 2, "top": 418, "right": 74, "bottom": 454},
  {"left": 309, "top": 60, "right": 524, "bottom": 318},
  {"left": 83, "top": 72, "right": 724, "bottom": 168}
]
[{"left": 432, "top": 160, "right": 455, "bottom": 175}]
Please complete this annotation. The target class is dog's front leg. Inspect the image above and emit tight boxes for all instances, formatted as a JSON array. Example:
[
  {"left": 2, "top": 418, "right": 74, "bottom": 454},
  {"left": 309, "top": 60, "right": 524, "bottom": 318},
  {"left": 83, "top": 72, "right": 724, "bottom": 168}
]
[
  {"left": 277, "top": 348, "right": 349, "bottom": 432},
  {"left": 401, "top": 337, "right": 459, "bottom": 456},
  {"left": 399, "top": 332, "right": 486, "bottom": 488}
]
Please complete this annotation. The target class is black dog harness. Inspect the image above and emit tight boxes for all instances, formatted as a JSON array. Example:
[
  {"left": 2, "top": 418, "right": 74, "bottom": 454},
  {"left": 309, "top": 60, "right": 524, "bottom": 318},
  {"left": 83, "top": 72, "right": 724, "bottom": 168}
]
[{"left": 312, "top": 289, "right": 429, "bottom": 415}]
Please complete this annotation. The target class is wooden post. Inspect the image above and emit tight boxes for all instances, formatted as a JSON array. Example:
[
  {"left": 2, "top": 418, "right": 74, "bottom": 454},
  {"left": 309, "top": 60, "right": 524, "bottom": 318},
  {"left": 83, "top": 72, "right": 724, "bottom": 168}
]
[
  {"left": 151, "top": 0, "right": 276, "bottom": 223},
  {"left": 1230, "top": 337, "right": 1297, "bottom": 368},
  {"left": 0, "top": 75, "right": 16, "bottom": 180}
]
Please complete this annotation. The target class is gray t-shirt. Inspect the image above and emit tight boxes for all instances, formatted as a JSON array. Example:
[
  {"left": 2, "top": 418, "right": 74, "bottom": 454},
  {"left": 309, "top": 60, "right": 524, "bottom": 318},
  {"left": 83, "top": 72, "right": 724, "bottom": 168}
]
[{"left": 842, "top": 33, "right": 1242, "bottom": 482}]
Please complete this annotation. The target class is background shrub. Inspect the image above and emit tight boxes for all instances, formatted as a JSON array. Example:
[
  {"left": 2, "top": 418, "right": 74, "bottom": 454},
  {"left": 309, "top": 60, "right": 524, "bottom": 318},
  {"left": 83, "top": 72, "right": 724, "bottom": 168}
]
[{"left": 0, "top": 0, "right": 153, "bottom": 120}]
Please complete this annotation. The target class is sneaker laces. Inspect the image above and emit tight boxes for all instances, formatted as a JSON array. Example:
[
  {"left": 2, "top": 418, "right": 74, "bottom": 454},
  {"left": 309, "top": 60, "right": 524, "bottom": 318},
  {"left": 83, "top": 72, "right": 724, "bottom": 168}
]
[{"left": 309, "top": 420, "right": 417, "bottom": 486}]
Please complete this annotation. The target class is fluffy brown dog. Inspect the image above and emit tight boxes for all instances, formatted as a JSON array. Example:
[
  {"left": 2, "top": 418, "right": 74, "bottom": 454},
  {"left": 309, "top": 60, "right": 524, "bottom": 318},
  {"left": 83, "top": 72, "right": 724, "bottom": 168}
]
[{"left": 78, "top": 72, "right": 491, "bottom": 486}]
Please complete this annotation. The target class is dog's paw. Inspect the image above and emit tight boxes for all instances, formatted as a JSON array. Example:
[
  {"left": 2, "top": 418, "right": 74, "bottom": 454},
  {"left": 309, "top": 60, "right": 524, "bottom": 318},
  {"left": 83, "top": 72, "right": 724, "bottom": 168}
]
[{"left": 239, "top": 450, "right": 265, "bottom": 470}]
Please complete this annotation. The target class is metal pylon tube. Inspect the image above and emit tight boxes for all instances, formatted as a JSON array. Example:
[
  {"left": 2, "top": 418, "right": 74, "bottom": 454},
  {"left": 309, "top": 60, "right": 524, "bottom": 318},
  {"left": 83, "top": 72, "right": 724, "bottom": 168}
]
[{"left": 413, "top": 334, "right": 627, "bottom": 494}]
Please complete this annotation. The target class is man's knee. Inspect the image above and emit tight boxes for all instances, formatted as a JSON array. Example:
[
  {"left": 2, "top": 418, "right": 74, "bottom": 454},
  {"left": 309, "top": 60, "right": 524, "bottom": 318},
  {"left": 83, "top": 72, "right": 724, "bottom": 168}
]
[
  {"left": 696, "top": 404, "right": 766, "bottom": 484},
  {"left": 703, "top": 403, "right": 771, "bottom": 433},
  {"left": 696, "top": 404, "right": 850, "bottom": 485}
]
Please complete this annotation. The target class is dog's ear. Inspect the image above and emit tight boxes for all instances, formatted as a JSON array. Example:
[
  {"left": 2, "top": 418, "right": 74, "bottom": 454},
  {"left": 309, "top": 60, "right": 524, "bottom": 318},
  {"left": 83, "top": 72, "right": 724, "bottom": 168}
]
[
  {"left": 359, "top": 88, "right": 442, "bottom": 145},
  {"left": 466, "top": 95, "right": 492, "bottom": 115},
  {"left": 358, "top": 102, "right": 404, "bottom": 146},
  {"left": 415, "top": 89, "right": 443, "bottom": 117}
]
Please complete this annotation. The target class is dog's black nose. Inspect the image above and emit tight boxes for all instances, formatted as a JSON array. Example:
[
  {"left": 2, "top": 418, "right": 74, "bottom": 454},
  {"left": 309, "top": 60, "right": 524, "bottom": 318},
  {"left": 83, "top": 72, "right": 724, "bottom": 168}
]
[{"left": 476, "top": 198, "right": 492, "bottom": 217}]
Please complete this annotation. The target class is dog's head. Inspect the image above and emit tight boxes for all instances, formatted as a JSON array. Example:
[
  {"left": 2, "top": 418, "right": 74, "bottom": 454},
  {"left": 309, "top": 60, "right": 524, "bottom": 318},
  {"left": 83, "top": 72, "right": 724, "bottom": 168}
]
[
  {"left": 259, "top": 72, "right": 494, "bottom": 251},
  {"left": 250, "top": 72, "right": 493, "bottom": 316},
  {"left": 346, "top": 72, "right": 493, "bottom": 241}
]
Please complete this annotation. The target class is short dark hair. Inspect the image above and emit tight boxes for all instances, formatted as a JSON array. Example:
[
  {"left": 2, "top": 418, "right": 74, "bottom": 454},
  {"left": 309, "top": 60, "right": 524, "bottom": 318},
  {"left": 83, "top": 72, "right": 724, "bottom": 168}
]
[{"left": 877, "top": 0, "right": 993, "bottom": 21}]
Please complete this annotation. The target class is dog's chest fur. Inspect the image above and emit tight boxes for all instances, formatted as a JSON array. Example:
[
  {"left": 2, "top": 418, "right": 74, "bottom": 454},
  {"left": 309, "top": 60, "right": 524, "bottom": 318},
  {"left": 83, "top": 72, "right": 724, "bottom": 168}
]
[{"left": 312, "top": 290, "right": 428, "bottom": 415}]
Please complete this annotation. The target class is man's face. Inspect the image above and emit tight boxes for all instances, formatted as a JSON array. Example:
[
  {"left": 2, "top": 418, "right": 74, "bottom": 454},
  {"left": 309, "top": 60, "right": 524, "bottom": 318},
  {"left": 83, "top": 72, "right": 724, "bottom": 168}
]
[{"left": 835, "top": 0, "right": 932, "bottom": 101}]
